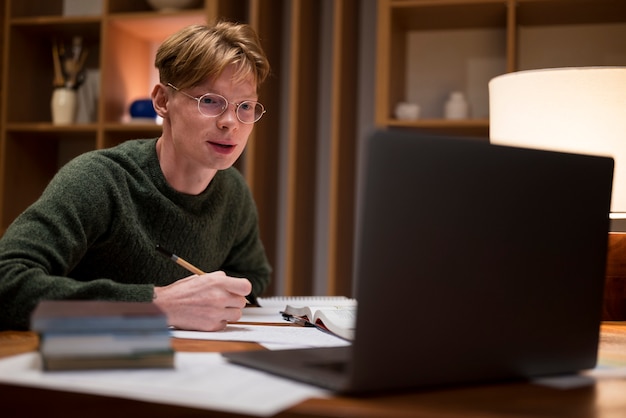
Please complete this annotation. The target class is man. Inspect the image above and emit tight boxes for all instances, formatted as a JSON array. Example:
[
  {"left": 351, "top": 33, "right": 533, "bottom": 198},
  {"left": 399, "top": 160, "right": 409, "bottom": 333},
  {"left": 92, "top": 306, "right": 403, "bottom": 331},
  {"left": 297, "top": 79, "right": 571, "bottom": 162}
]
[{"left": 0, "top": 21, "right": 272, "bottom": 331}]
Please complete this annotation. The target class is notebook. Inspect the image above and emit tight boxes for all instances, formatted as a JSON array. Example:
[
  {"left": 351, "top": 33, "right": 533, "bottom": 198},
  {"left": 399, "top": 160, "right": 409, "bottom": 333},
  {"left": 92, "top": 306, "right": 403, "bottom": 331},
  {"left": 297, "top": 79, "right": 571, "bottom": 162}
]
[{"left": 224, "top": 129, "right": 614, "bottom": 394}]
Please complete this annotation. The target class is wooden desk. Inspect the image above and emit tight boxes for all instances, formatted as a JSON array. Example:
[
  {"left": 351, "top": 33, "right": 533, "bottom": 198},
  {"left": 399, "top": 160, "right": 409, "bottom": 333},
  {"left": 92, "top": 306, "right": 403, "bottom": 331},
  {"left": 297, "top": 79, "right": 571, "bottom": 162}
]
[{"left": 1, "top": 323, "right": 626, "bottom": 418}]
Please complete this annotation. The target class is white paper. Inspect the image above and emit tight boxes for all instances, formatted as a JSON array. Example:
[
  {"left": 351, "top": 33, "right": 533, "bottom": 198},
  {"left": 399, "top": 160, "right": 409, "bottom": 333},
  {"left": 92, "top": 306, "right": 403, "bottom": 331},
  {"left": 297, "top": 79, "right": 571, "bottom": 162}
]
[
  {"left": 238, "top": 306, "right": 286, "bottom": 323},
  {"left": 0, "top": 352, "right": 330, "bottom": 416},
  {"left": 172, "top": 324, "right": 352, "bottom": 349}
]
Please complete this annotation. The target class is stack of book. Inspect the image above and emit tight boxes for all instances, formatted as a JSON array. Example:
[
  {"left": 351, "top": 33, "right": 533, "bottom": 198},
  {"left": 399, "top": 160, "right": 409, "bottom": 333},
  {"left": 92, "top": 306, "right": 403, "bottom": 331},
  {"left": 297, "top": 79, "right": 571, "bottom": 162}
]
[{"left": 31, "top": 300, "right": 174, "bottom": 371}]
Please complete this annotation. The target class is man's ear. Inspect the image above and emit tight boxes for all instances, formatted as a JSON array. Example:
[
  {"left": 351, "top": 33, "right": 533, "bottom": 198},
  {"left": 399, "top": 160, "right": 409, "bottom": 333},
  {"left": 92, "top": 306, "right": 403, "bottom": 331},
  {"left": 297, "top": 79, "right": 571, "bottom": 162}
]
[{"left": 152, "top": 83, "right": 168, "bottom": 118}]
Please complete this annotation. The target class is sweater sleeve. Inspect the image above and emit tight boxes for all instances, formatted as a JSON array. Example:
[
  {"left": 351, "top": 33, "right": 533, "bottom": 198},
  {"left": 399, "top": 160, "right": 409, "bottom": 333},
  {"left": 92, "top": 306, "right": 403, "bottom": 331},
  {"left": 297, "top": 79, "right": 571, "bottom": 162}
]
[{"left": 0, "top": 154, "right": 154, "bottom": 331}]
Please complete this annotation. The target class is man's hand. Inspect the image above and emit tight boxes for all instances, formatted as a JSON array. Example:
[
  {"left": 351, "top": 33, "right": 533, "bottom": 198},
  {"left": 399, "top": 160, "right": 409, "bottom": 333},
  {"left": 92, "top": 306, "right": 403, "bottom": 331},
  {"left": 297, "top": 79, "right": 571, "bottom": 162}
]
[{"left": 153, "top": 270, "right": 252, "bottom": 331}]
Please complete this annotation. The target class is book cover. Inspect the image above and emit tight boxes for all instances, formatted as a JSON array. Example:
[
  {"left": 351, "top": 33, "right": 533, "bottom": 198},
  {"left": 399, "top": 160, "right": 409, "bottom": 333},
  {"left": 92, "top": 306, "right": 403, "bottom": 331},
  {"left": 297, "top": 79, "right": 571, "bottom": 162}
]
[
  {"left": 40, "top": 330, "right": 172, "bottom": 356},
  {"left": 31, "top": 300, "right": 169, "bottom": 332},
  {"left": 42, "top": 350, "right": 175, "bottom": 371}
]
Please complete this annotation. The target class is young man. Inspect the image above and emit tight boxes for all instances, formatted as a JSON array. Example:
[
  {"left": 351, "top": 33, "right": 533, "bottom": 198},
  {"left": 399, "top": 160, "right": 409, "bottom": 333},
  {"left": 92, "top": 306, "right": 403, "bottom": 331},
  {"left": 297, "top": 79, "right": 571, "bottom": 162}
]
[{"left": 0, "top": 21, "right": 272, "bottom": 331}]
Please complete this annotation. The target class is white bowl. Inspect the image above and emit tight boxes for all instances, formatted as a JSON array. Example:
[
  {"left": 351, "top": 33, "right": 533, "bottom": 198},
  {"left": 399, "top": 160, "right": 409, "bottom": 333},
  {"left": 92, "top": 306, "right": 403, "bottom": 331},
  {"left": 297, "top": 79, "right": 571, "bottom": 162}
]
[{"left": 147, "top": 0, "right": 198, "bottom": 12}]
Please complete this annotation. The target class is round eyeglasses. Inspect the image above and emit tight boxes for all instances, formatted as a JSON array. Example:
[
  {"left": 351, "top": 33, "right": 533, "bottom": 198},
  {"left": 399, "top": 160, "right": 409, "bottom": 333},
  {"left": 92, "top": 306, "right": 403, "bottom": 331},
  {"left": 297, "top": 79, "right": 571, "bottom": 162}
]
[{"left": 167, "top": 83, "right": 266, "bottom": 124}]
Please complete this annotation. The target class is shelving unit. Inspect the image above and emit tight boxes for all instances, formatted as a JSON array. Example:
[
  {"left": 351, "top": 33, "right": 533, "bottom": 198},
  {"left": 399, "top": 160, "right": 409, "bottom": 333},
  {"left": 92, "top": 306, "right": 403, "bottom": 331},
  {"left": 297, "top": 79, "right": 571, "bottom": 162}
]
[
  {"left": 0, "top": 0, "right": 361, "bottom": 298},
  {"left": 3, "top": 0, "right": 620, "bottom": 299},
  {"left": 0, "top": 1, "right": 207, "bottom": 229},
  {"left": 375, "top": 0, "right": 626, "bottom": 136}
]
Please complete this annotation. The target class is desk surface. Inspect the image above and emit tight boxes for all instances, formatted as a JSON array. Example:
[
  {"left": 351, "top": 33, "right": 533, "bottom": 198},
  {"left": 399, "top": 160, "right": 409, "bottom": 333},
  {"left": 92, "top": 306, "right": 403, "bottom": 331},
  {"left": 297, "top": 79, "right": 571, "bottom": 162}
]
[{"left": 1, "top": 323, "right": 626, "bottom": 418}]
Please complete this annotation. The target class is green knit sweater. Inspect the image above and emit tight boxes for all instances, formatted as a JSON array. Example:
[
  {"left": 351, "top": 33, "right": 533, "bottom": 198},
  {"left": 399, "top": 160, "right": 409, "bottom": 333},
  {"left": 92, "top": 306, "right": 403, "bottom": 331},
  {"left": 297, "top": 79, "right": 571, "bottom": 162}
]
[{"left": 0, "top": 138, "right": 271, "bottom": 330}]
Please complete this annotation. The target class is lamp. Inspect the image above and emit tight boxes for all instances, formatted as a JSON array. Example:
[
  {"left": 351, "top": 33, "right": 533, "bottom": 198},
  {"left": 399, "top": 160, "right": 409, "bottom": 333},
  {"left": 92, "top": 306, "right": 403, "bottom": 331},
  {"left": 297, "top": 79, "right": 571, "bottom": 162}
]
[
  {"left": 489, "top": 67, "right": 626, "bottom": 320},
  {"left": 488, "top": 67, "right": 626, "bottom": 225}
]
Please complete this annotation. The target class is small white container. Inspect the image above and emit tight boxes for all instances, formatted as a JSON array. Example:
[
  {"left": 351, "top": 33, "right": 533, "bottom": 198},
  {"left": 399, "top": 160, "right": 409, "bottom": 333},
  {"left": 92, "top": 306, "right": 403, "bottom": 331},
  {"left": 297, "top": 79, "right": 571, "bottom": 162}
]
[
  {"left": 444, "top": 91, "right": 469, "bottom": 120},
  {"left": 394, "top": 102, "right": 420, "bottom": 120}
]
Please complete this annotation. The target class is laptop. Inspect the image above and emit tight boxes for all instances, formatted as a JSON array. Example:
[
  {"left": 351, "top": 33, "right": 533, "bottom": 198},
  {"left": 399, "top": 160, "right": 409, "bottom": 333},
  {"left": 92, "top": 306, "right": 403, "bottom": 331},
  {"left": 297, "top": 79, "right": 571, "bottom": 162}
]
[{"left": 224, "top": 129, "right": 614, "bottom": 394}]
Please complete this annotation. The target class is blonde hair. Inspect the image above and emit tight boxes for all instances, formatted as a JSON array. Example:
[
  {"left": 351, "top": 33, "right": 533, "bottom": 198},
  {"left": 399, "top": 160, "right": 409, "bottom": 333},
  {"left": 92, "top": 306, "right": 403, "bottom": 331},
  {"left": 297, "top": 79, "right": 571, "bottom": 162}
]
[{"left": 155, "top": 21, "right": 270, "bottom": 91}]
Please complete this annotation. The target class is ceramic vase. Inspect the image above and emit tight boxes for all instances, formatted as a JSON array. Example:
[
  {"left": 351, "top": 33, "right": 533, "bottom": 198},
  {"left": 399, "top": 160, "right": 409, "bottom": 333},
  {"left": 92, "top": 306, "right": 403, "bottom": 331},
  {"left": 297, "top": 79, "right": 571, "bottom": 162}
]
[
  {"left": 51, "top": 87, "right": 77, "bottom": 125},
  {"left": 444, "top": 91, "right": 469, "bottom": 120}
]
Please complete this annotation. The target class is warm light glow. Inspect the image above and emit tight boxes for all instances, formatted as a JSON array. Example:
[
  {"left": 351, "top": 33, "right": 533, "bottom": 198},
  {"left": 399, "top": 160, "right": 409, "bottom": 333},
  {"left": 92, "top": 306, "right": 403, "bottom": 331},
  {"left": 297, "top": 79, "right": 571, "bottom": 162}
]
[{"left": 489, "top": 67, "right": 626, "bottom": 213}]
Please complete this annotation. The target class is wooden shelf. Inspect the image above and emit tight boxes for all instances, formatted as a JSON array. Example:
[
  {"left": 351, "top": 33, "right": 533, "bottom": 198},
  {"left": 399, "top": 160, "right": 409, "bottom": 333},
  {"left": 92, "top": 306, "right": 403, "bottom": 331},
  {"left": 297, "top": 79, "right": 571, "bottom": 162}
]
[
  {"left": 376, "top": 0, "right": 626, "bottom": 134},
  {"left": 390, "top": 0, "right": 508, "bottom": 31},
  {"left": 516, "top": 0, "right": 626, "bottom": 26},
  {"left": 386, "top": 118, "right": 490, "bottom": 137},
  {"left": 6, "top": 122, "right": 99, "bottom": 132}
]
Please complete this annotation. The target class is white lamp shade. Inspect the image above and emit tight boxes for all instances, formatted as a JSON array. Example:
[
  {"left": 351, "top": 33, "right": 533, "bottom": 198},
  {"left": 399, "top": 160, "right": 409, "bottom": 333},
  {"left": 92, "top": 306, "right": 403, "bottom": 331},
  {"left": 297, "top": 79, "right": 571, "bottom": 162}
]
[{"left": 489, "top": 67, "right": 626, "bottom": 213}]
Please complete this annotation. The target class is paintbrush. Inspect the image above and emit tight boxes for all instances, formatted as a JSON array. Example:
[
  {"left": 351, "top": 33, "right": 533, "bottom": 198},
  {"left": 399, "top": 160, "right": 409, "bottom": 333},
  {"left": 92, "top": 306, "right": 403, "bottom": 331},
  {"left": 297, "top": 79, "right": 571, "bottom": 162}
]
[{"left": 52, "top": 40, "right": 65, "bottom": 88}]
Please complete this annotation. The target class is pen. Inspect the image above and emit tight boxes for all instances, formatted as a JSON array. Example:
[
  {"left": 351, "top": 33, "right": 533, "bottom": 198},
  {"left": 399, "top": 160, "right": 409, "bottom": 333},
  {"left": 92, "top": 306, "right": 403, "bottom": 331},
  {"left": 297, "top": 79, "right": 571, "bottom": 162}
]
[
  {"left": 156, "top": 244, "right": 251, "bottom": 304},
  {"left": 280, "top": 312, "right": 315, "bottom": 327}
]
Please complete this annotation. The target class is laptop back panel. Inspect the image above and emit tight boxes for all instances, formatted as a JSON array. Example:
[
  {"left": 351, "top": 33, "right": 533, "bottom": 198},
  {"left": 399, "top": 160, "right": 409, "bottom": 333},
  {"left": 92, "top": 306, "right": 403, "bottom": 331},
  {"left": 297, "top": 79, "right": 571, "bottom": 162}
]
[
  {"left": 225, "top": 130, "right": 613, "bottom": 394},
  {"left": 347, "top": 130, "right": 613, "bottom": 391}
]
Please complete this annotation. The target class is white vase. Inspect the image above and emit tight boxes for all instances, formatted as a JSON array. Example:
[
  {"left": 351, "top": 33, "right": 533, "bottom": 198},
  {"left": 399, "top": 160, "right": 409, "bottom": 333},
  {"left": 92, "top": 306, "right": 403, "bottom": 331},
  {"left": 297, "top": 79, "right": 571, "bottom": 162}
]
[
  {"left": 51, "top": 87, "right": 77, "bottom": 125},
  {"left": 444, "top": 91, "right": 469, "bottom": 120}
]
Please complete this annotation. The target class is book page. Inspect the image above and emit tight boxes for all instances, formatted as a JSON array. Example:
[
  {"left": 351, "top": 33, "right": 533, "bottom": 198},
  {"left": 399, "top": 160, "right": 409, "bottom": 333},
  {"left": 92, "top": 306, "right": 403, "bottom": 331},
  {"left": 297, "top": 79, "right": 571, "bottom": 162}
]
[
  {"left": 279, "top": 297, "right": 356, "bottom": 312},
  {"left": 283, "top": 303, "right": 356, "bottom": 320},
  {"left": 314, "top": 308, "right": 357, "bottom": 341}
]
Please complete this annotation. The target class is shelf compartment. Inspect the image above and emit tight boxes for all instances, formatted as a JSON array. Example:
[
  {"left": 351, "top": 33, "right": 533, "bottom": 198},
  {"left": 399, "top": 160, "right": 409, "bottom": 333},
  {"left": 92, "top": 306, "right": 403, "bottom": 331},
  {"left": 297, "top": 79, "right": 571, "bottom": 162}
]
[
  {"left": 390, "top": 0, "right": 509, "bottom": 31},
  {"left": 516, "top": 0, "right": 626, "bottom": 26},
  {"left": 1, "top": 130, "right": 97, "bottom": 229},
  {"left": 5, "top": 21, "right": 101, "bottom": 124},
  {"left": 101, "top": 13, "right": 207, "bottom": 124},
  {"left": 517, "top": 22, "right": 626, "bottom": 70},
  {"left": 106, "top": 11, "right": 207, "bottom": 41},
  {"left": 515, "top": 0, "right": 626, "bottom": 70},
  {"left": 9, "top": 0, "right": 105, "bottom": 18},
  {"left": 107, "top": 0, "right": 205, "bottom": 14},
  {"left": 9, "top": 0, "right": 66, "bottom": 18},
  {"left": 378, "top": 0, "right": 508, "bottom": 126}
]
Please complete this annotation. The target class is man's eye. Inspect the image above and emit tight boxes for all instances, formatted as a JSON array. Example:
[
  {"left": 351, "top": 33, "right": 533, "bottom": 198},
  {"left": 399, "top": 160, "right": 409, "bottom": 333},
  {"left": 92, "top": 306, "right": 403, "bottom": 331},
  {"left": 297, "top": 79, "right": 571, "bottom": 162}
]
[
  {"left": 239, "top": 102, "right": 254, "bottom": 111},
  {"left": 200, "top": 96, "right": 221, "bottom": 105}
]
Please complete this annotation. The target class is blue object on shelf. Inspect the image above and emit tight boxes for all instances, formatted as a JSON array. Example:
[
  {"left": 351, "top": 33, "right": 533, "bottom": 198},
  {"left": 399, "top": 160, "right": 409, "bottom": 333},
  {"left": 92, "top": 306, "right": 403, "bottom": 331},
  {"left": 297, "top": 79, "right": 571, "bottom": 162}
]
[{"left": 130, "top": 98, "right": 157, "bottom": 119}]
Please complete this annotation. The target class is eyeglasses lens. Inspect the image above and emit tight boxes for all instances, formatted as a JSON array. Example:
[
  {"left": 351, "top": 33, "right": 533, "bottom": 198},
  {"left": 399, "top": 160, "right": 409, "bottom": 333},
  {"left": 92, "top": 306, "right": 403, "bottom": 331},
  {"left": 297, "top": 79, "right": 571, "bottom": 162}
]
[{"left": 198, "top": 94, "right": 264, "bottom": 123}]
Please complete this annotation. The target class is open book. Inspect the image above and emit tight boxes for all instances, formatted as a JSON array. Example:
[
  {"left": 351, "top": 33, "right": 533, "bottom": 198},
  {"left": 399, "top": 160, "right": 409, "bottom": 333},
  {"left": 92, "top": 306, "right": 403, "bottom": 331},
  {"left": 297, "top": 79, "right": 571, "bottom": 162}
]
[{"left": 278, "top": 298, "right": 357, "bottom": 341}]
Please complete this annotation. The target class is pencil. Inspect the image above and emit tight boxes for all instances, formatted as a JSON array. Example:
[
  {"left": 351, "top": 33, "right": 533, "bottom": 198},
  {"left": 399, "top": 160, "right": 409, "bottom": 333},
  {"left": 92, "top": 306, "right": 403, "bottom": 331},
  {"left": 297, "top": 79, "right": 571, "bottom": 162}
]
[
  {"left": 155, "top": 244, "right": 251, "bottom": 304},
  {"left": 156, "top": 244, "right": 205, "bottom": 275}
]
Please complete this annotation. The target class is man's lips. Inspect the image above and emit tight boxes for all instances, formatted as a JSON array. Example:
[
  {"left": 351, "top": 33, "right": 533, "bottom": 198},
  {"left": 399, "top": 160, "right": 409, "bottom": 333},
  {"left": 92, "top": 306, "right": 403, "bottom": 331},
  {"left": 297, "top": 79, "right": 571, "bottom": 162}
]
[{"left": 207, "top": 141, "right": 236, "bottom": 153}]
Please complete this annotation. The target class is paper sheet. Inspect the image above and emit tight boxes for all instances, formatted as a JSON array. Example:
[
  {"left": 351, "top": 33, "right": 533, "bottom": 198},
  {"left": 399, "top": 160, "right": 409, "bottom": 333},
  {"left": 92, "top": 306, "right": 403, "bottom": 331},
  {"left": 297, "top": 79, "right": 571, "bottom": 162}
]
[
  {"left": 172, "top": 324, "right": 352, "bottom": 349},
  {"left": 238, "top": 306, "right": 286, "bottom": 323},
  {"left": 0, "top": 324, "right": 348, "bottom": 416},
  {"left": 0, "top": 351, "right": 330, "bottom": 416}
]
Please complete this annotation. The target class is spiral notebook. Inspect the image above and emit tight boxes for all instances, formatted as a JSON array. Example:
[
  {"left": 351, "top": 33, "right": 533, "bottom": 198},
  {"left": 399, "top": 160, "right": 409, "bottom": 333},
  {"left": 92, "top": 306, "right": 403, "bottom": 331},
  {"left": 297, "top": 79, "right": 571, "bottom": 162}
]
[{"left": 224, "top": 129, "right": 613, "bottom": 394}]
